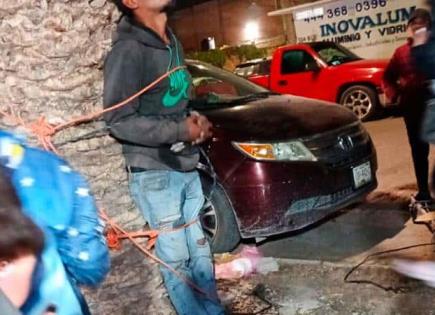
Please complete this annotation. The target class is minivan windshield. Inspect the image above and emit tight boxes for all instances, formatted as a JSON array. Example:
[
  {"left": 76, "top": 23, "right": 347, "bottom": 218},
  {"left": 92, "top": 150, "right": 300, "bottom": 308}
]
[
  {"left": 310, "top": 42, "right": 361, "bottom": 66},
  {"left": 187, "top": 60, "right": 271, "bottom": 108}
]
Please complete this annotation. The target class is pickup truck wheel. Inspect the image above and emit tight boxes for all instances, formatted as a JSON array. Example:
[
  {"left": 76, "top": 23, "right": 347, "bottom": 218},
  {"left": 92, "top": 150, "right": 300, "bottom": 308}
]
[
  {"left": 339, "top": 85, "right": 378, "bottom": 121},
  {"left": 200, "top": 180, "right": 241, "bottom": 253}
]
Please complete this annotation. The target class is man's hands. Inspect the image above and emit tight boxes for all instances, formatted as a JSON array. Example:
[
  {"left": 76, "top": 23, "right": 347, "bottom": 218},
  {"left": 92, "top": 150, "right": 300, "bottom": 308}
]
[{"left": 185, "top": 112, "right": 213, "bottom": 144}]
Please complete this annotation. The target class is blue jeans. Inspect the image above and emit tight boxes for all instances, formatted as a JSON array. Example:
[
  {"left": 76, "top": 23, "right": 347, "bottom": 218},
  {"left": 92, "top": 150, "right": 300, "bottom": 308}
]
[{"left": 129, "top": 170, "right": 224, "bottom": 315}]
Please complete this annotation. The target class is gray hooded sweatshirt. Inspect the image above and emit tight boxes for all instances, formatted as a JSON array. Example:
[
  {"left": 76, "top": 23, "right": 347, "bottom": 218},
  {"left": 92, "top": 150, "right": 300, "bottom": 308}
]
[{"left": 103, "top": 16, "right": 198, "bottom": 171}]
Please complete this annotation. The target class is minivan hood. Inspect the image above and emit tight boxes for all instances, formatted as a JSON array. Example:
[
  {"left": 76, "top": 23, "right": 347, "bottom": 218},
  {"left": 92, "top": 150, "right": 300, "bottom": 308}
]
[{"left": 203, "top": 95, "right": 358, "bottom": 142}]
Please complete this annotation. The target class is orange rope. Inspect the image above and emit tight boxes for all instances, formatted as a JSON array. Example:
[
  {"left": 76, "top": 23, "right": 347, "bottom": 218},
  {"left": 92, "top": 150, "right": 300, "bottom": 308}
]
[
  {"left": 0, "top": 107, "right": 60, "bottom": 154},
  {"left": 0, "top": 65, "right": 220, "bottom": 302},
  {"left": 53, "top": 66, "right": 185, "bottom": 133},
  {"left": 104, "top": 218, "right": 198, "bottom": 251},
  {"left": 0, "top": 66, "right": 185, "bottom": 152},
  {"left": 98, "top": 210, "right": 214, "bottom": 299}
]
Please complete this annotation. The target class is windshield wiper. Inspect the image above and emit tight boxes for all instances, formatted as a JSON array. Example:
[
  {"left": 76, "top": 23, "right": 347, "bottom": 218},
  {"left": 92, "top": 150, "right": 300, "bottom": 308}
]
[
  {"left": 189, "top": 91, "right": 277, "bottom": 110},
  {"left": 221, "top": 91, "right": 277, "bottom": 104}
]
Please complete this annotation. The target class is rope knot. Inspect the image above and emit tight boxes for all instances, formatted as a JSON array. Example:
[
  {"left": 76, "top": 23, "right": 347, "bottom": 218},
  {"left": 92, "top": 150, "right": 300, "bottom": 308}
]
[
  {"left": 29, "top": 116, "right": 56, "bottom": 138},
  {"left": 25, "top": 116, "right": 58, "bottom": 153}
]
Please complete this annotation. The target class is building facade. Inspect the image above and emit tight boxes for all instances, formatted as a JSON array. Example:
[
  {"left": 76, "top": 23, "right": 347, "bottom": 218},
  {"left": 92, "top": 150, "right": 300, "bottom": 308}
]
[{"left": 170, "top": 0, "right": 317, "bottom": 51}]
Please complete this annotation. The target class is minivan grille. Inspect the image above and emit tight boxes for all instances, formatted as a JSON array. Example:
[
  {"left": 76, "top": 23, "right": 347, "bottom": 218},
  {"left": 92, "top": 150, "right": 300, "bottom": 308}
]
[{"left": 303, "top": 122, "right": 372, "bottom": 167}]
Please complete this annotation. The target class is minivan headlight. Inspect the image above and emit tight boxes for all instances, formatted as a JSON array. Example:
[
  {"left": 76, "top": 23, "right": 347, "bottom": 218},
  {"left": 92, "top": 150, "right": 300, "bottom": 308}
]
[{"left": 232, "top": 141, "right": 317, "bottom": 161}]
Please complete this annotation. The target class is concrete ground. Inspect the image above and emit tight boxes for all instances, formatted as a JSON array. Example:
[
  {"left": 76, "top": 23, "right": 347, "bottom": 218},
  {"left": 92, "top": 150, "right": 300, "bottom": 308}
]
[{"left": 226, "top": 117, "right": 435, "bottom": 315}]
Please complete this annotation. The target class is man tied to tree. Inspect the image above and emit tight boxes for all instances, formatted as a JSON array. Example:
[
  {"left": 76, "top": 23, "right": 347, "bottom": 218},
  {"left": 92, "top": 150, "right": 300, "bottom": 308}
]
[{"left": 104, "top": 1, "right": 225, "bottom": 314}]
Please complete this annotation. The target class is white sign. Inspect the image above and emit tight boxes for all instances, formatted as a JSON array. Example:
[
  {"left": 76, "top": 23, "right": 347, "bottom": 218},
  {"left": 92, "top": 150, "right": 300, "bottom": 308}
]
[
  {"left": 352, "top": 161, "right": 372, "bottom": 188},
  {"left": 293, "top": 0, "right": 427, "bottom": 59}
]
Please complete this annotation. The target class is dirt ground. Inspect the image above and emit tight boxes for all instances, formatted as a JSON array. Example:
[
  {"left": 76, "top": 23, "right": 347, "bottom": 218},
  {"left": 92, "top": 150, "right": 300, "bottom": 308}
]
[{"left": 219, "top": 257, "right": 435, "bottom": 315}]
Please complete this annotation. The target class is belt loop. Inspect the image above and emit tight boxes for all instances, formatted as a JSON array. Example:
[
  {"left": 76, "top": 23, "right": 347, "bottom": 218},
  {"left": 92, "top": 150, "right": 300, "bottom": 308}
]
[{"left": 126, "top": 165, "right": 132, "bottom": 174}]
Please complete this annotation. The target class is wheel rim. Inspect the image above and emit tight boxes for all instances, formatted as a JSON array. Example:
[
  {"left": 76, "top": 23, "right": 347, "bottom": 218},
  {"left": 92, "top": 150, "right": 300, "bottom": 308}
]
[
  {"left": 342, "top": 90, "right": 373, "bottom": 119},
  {"left": 200, "top": 199, "right": 217, "bottom": 242}
]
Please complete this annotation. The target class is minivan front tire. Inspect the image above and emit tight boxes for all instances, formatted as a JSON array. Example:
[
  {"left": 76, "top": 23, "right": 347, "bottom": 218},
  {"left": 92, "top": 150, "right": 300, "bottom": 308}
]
[{"left": 200, "top": 178, "right": 241, "bottom": 253}]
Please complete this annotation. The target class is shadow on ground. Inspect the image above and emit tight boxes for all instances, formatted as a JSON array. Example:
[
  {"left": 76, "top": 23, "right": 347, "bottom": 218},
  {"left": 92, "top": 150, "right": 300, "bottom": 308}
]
[{"left": 240, "top": 189, "right": 412, "bottom": 261}]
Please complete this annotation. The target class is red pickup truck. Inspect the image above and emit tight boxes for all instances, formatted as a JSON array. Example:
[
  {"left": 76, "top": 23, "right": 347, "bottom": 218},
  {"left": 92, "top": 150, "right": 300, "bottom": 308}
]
[{"left": 234, "top": 42, "right": 389, "bottom": 120}]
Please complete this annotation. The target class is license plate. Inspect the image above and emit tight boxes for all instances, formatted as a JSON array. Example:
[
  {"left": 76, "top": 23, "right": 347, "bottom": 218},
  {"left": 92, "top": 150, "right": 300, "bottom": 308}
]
[{"left": 352, "top": 161, "right": 372, "bottom": 189}]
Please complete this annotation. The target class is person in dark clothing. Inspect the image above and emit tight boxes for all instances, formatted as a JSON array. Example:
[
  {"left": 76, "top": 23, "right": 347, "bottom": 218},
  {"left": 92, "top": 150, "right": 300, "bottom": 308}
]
[
  {"left": 412, "top": 2, "right": 435, "bottom": 145},
  {"left": 383, "top": 8, "right": 433, "bottom": 204},
  {"left": 104, "top": 1, "right": 224, "bottom": 314},
  {"left": 392, "top": 1, "right": 435, "bottom": 289},
  {"left": 412, "top": 3, "right": 435, "bottom": 81}
]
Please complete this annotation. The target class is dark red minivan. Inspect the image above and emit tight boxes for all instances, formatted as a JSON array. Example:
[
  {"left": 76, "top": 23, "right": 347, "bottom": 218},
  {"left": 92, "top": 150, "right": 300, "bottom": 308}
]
[{"left": 188, "top": 60, "right": 378, "bottom": 253}]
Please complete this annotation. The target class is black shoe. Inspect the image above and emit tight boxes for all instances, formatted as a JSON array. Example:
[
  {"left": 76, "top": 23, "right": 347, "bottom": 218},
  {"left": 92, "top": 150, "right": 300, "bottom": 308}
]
[
  {"left": 414, "top": 192, "right": 433, "bottom": 203},
  {"left": 409, "top": 196, "right": 435, "bottom": 232}
]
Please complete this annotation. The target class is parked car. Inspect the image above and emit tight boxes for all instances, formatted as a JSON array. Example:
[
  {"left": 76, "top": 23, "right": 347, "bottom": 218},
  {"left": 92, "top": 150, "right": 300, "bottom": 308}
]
[
  {"left": 187, "top": 60, "right": 378, "bottom": 253},
  {"left": 234, "top": 42, "right": 390, "bottom": 121},
  {"left": 234, "top": 57, "right": 271, "bottom": 88}
]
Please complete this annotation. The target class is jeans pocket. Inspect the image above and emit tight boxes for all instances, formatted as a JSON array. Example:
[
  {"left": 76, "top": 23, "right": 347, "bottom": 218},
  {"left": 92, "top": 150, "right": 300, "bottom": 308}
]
[
  {"left": 131, "top": 171, "right": 181, "bottom": 228},
  {"left": 140, "top": 171, "right": 169, "bottom": 191},
  {"left": 129, "top": 172, "right": 171, "bottom": 225}
]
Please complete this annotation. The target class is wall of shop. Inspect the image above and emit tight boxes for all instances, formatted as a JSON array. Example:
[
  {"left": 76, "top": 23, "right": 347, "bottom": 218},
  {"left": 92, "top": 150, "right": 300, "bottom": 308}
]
[{"left": 170, "top": 0, "right": 318, "bottom": 51}]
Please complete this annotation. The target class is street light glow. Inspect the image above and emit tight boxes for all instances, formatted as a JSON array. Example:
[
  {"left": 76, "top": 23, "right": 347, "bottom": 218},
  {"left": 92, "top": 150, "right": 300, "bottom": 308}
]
[{"left": 244, "top": 21, "right": 259, "bottom": 42}]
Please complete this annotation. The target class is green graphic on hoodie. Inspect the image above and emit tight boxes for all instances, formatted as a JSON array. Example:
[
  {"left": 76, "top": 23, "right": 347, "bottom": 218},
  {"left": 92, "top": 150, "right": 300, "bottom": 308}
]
[{"left": 162, "top": 68, "right": 189, "bottom": 108}]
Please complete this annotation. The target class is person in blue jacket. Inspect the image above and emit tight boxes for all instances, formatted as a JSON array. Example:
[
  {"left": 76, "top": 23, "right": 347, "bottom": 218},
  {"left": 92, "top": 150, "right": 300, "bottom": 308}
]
[
  {"left": 0, "top": 130, "right": 110, "bottom": 315},
  {"left": 0, "top": 169, "right": 44, "bottom": 315}
]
